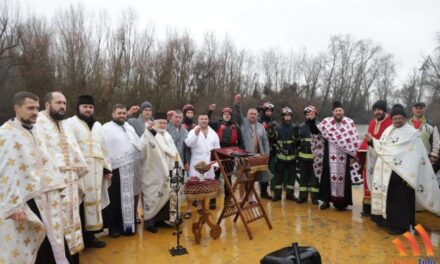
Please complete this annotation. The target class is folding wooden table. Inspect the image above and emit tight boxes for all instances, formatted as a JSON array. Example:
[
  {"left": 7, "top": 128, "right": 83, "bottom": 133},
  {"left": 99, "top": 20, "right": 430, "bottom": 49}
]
[{"left": 213, "top": 147, "right": 272, "bottom": 240}]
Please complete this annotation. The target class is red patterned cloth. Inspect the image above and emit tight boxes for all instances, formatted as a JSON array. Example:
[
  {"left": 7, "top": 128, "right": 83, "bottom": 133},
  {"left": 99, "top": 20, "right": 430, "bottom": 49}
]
[
  {"left": 184, "top": 178, "right": 220, "bottom": 200},
  {"left": 360, "top": 114, "right": 392, "bottom": 150},
  {"left": 319, "top": 117, "right": 360, "bottom": 158},
  {"left": 311, "top": 117, "right": 362, "bottom": 187}
]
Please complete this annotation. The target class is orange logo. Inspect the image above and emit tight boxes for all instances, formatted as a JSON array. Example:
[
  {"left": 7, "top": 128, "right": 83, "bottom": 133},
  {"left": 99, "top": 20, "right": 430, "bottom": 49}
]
[{"left": 392, "top": 224, "right": 435, "bottom": 257}]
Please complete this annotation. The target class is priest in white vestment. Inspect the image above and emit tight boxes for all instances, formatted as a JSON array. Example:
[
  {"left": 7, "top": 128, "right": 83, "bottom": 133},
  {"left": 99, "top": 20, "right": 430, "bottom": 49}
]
[
  {"left": 37, "top": 91, "right": 88, "bottom": 261},
  {"left": 102, "top": 104, "right": 142, "bottom": 237},
  {"left": 141, "top": 112, "right": 182, "bottom": 233},
  {"left": 66, "top": 95, "right": 112, "bottom": 248},
  {"left": 0, "top": 92, "right": 70, "bottom": 264},
  {"left": 366, "top": 104, "right": 440, "bottom": 235}
]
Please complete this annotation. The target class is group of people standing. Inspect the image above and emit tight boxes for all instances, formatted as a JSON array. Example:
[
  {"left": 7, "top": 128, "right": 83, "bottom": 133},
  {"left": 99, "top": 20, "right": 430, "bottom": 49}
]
[{"left": 1, "top": 90, "right": 440, "bottom": 264}]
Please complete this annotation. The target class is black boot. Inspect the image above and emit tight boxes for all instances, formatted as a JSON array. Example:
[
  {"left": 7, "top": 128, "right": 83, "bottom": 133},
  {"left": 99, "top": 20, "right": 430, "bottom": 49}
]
[
  {"left": 109, "top": 229, "right": 121, "bottom": 238},
  {"left": 297, "top": 192, "right": 307, "bottom": 203},
  {"left": 145, "top": 225, "right": 158, "bottom": 233},
  {"left": 272, "top": 190, "right": 282, "bottom": 202},
  {"left": 209, "top": 198, "right": 216, "bottom": 210},
  {"left": 319, "top": 202, "right": 330, "bottom": 210},
  {"left": 311, "top": 192, "right": 319, "bottom": 205},
  {"left": 387, "top": 228, "right": 406, "bottom": 235},
  {"left": 84, "top": 237, "right": 106, "bottom": 248},
  {"left": 260, "top": 182, "right": 273, "bottom": 200},
  {"left": 285, "top": 190, "right": 297, "bottom": 201},
  {"left": 361, "top": 203, "right": 371, "bottom": 217}
]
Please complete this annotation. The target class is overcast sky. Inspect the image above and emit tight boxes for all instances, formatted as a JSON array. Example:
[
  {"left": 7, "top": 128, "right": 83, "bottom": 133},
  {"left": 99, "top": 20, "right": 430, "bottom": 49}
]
[{"left": 21, "top": 0, "right": 440, "bottom": 86}]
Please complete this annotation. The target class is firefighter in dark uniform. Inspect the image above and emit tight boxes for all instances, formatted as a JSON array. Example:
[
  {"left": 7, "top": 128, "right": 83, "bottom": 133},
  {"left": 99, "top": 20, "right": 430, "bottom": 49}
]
[
  {"left": 268, "top": 107, "right": 299, "bottom": 201},
  {"left": 297, "top": 106, "right": 319, "bottom": 204},
  {"left": 207, "top": 104, "right": 244, "bottom": 209},
  {"left": 258, "top": 102, "right": 276, "bottom": 200}
]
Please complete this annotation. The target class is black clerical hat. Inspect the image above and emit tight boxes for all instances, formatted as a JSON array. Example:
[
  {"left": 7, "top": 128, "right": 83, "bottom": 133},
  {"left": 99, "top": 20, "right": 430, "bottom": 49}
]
[
  {"left": 390, "top": 104, "right": 407, "bottom": 118},
  {"left": 77, "top": 95, "right": 95, "bottom": 106},
  {"left": 154, "top": 112, "right": 167, "bottom": 120},
  {"left": 332, "top": 101, "right": 343, "bottom": 110}
]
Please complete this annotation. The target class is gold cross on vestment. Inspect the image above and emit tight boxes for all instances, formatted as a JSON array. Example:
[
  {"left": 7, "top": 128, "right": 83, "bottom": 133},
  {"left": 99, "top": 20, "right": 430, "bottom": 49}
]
[
  {"left": 13, "top": 142, "right": 22, "bottom": 150},
  {"left": 51, "top": 201, "right": 59, "bottom": 208},
  {"left": 19, "top": 163, "right": 29, "bottom": 172},
  {"left": 10, "top": 195, "right": 19, "bottom": 205},
  {"left": 25, "top": 183, "right": 34, "bottom": 192},
  {"left": 0, "top": 176, "right": 8, "bottom": 184},
  {"left": 11, "top": 249, "right": 20, "bottom": 258},
  {"left": 24, "top": 237, "right": 31, "bottom": 246},
  {"left": 6, "top": 158, "right": 15, "bottom": 166},
  {"left": 16, "top": 224, "right": 25, "bottom": 233},
  {"left": 4, "top": 234, "right": 12, "bottom": 242}
]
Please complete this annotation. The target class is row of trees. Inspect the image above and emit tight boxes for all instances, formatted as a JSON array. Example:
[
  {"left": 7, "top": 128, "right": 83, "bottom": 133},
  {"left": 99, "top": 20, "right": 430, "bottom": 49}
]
[
  {"left": 0, "top": 1, "right": 438, "bottom": 124},
  {"left": 397, "top": 33, "right": 440, "bottom": 125}
]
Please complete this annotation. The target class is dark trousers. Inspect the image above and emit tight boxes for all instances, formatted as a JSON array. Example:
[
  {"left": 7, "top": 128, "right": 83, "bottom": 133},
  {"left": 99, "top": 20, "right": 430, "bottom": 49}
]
[
  {"left": 27, "top": 199, "right": 77, "bottom": 264},
  {"left": 103, "top": 169, "right": 124, "bottom": 234},
  {"left": 274, "top": 160, "right": 296, "bottom": 193},
  {"left": 298, "top": 158, "right": 319, "bottom": 200},
  {"left": 386, "top": 172, "right": 415, "bottom": 230},
  {"left": 214, "top": 170, "right": 232, "bottom": 200},
  {"left": 144, "top": 201, "right": 170, "bottom": 228}
]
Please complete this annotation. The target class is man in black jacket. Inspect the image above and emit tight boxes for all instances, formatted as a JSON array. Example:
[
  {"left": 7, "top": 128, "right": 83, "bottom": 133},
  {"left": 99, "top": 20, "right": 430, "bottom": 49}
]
[
  {"left": 268, "top": 107, "right": 299, "bottom": 201},
  {"left": 297, "top": 106, "right": 319, "bottom": 204},
  {"left": 258, "top": 102, "right": 276, "bottom": 200},
  {"left": 207, "top": 104, "right": 244, "bottom": 209}
]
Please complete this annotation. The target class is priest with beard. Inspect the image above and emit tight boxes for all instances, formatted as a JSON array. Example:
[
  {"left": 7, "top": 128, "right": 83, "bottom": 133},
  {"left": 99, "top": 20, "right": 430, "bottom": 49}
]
[
  {"left": 37, "top": 91, "right": 88, "bottom": 263},
  {"left": 366, "top": 104, "right": 440, "bottom": 235},
  {"left": 307, "top": 101, "right": 362, "bottom": 211},
  {"left": 0, "top": 92, "right": 70, "bottom": 264},
  {"left": 66, "top": 95, "right": 112, "bottom": 248},
  {"left": 102, "top": 104, "right": 142, "bottom": 238},
  {"left": 141, "top": 112, "right": 182, "bottom": 233},
  {"left": 359, "top": 100, "right": 392, "bottom": 217}
]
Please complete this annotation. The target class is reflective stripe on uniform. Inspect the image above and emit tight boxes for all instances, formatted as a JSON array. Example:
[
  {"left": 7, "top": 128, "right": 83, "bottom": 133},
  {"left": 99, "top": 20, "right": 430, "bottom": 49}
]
[
  {"left": 276, "top": 154, "right": 296, "bottom": 161},
  {"left": 298, "top": 152, "right": 313, "bottom": 159},
  {"left": 310, "top": 187, "right": 319, "bottom": 193}
]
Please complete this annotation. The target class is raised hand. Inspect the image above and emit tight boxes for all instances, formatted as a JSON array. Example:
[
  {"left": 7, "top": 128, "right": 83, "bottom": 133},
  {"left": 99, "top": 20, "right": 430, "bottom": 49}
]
[
  {"left": 146, "top": 120, "right": 154, "bottom": 129},
  {"left": 167, "top": 110, "right": 175, "bottom": 120},
  {"left": 127, "top": 105, "right": 140, "bottom": 116},
  {"left": 234, "top": 94, "right": 241, "bottom": 105},
  {"left": 194, "top": 125, "right": 201, "bottom": 135}
]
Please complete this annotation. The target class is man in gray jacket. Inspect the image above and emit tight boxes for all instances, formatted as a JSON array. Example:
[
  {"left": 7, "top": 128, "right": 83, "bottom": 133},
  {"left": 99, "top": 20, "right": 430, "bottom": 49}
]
[
  {"left": 234, "top": 94, "right": 273, "bottom": 198},
  {"left": 128, "top": 101, "right": 154, "bottom": 137},
  {"left": 166, "top": 110, "right": 190, "bottom": 170}
]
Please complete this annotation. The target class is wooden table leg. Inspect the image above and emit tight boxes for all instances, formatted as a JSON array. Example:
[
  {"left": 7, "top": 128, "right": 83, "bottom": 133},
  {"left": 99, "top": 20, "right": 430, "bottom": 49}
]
[{"left": 191, "top": 198, "right": 222, "bottom": 244}]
